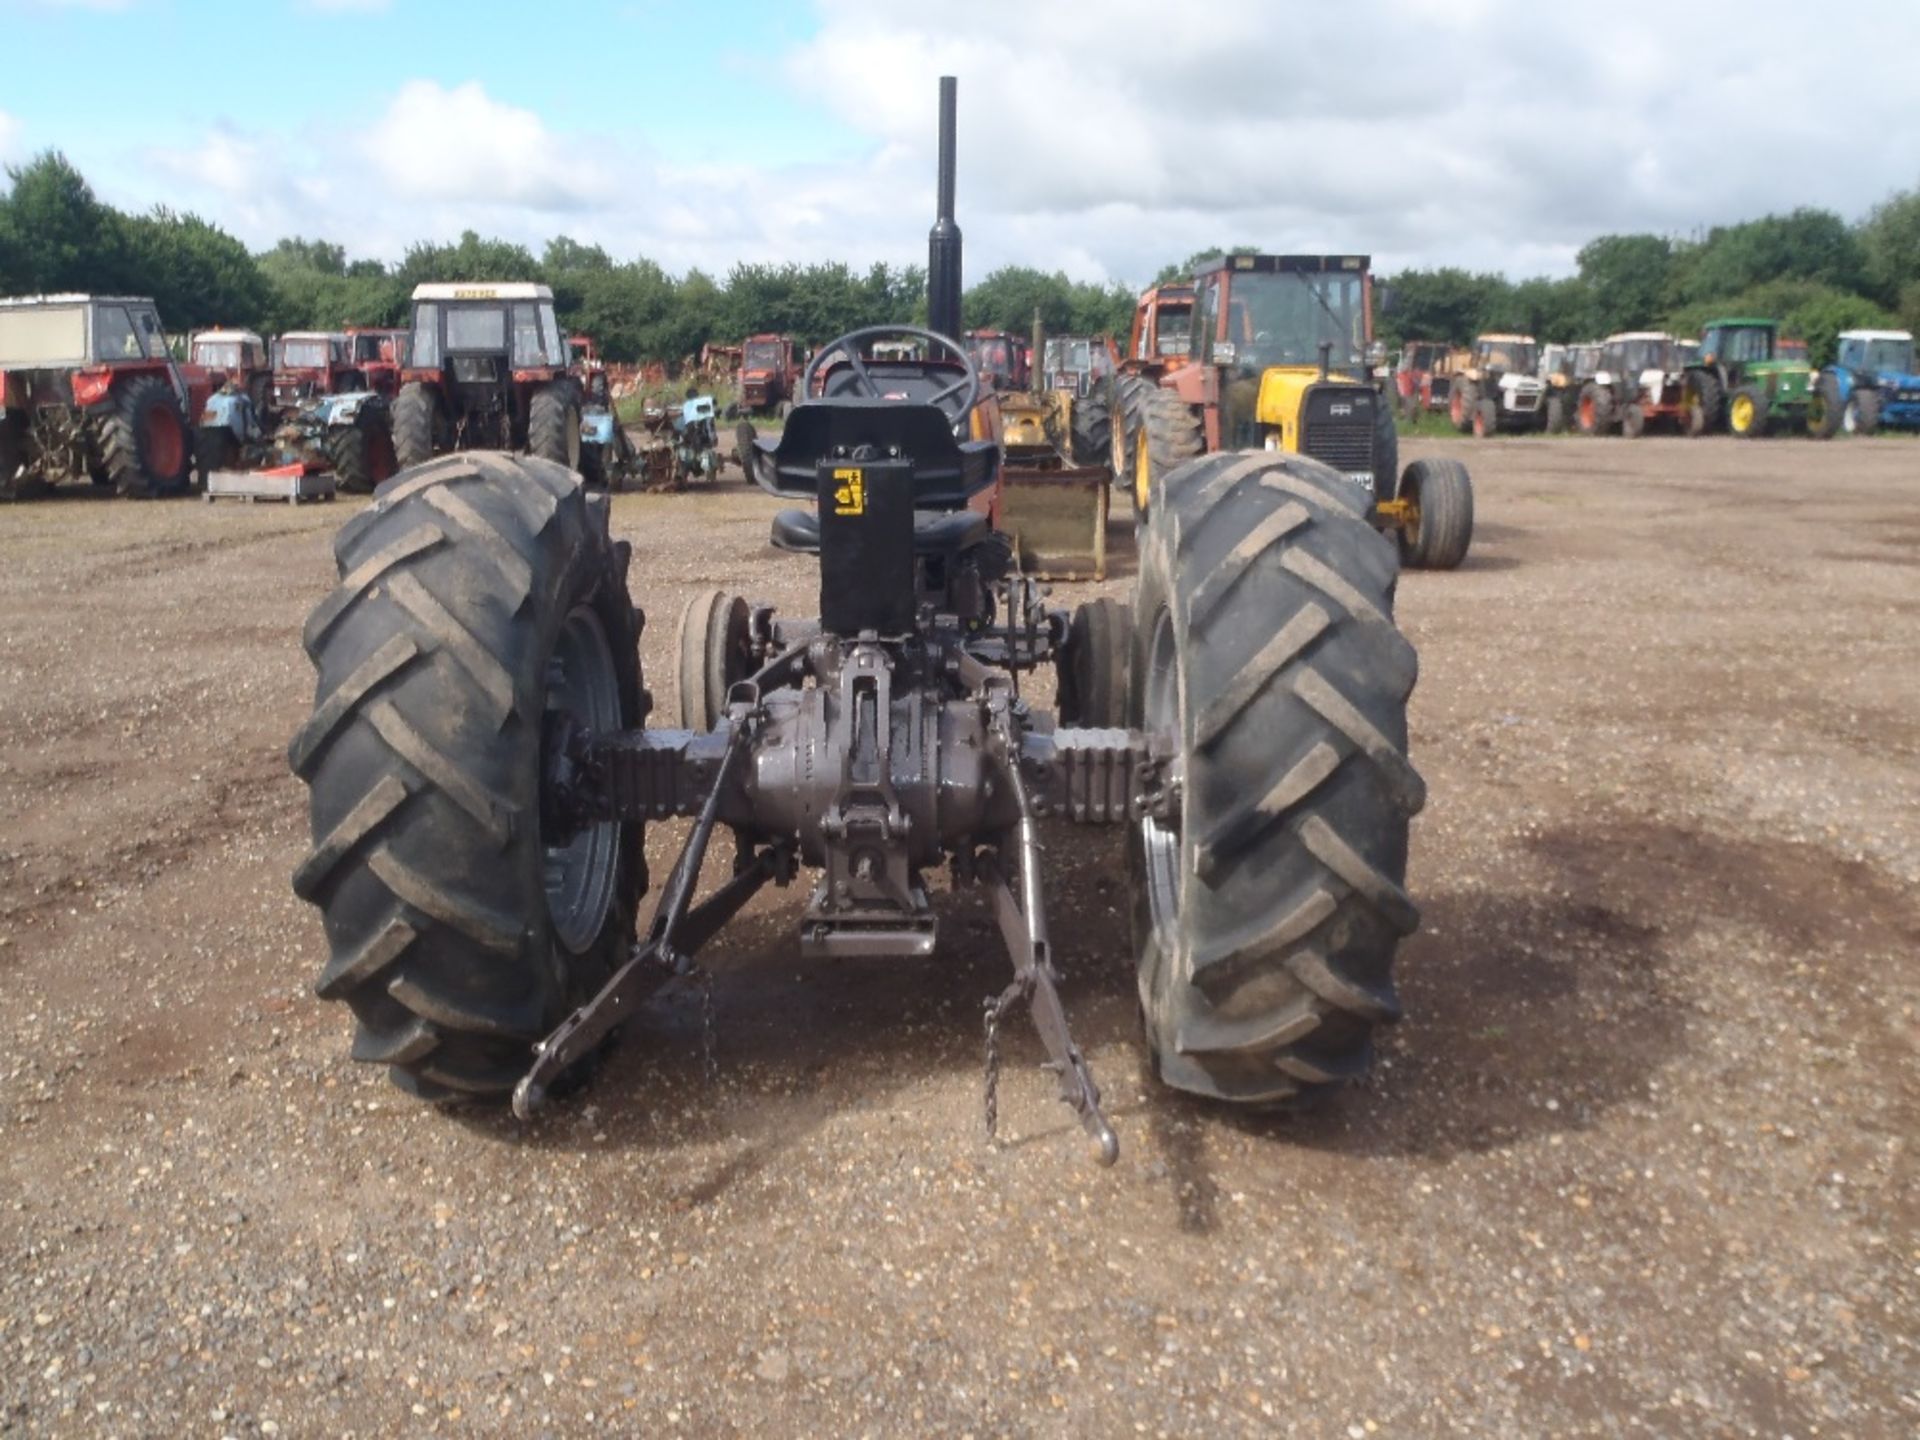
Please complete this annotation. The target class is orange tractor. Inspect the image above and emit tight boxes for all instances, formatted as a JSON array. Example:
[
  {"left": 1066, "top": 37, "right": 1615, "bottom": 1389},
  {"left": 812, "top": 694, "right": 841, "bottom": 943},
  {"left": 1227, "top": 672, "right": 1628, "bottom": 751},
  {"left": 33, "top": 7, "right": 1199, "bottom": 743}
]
[{"left": 1109, "top": 254, "right": 1473, "bottom": 569}]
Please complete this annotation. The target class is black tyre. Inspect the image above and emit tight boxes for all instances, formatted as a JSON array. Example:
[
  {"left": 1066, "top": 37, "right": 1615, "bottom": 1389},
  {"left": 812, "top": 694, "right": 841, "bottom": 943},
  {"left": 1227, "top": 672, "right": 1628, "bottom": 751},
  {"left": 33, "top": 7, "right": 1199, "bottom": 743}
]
[
  {"left": 1131, "top": 386, "right": 1204, "bottom": 518},
  {"left": 1069, "top": 381, "right": 1113, "bottom": 470},
  {"left": 1809, "top": 373, "right": 1842, "bottom": 439},
  {"left": 1684, "top": 371, "right": 1721, "bottom": 437},
  {"left": 1545, "top": 392, "right": 1570, "bottom": 434},
  {"left": 1109, "top": 374, "right": 1154, "bottom": 515},
  {"left": 289, "top": 453, "right": 645, "bottom": 1099},
  {"left": 392, "top": 382, "right": 442, "bottom": 469},
  {"left": 194, "top": 426, "right": 238, "bottom": 488},
  {"left": 528, "top": 384, "right": 582, "bottom": 471},
  {"left": 1846, "top": 387, "right": 1882, "bottom": 436},
  {"left": 1395, "top": 457, "right": 1474, "bottom": 570},
  {"left": 1448, "top": 379, "right": 1478, "bottom": 434},
  {"left": 1058, "top": 597, "right": 1131, "bottom": 729},
  {"left": 1, "top": 412, "right": 31, "bottom": 500},
  {"left": 675, "top": 587, "right": 752, "bottom": 731},
  {"left": 101, "top": 375, "right": 191, "bottom": 498},
  {"left": 1471, "top": 397, "right": 1499, "bottom": 438},
  {"left": 1371, "top": 387, "right": 1399, "bottom": 500},
  {"left": 326, "top": 408, "right": 396, "bottom": 495},
  {"left": 1620, "top": 402, "right": 1647, "bottom": 439},
  {"left": 1728, "top": 384, "right": 1769, "bottom": 439},
  {"left": 1577, "top": 382, "right": 1614, "bottom": 436},
  {"left": 579, "top": 441, "right": 607, "bottom": 489},
  {"left": 1130, "top": 451, "right": 1423, "bottom": 1104}
]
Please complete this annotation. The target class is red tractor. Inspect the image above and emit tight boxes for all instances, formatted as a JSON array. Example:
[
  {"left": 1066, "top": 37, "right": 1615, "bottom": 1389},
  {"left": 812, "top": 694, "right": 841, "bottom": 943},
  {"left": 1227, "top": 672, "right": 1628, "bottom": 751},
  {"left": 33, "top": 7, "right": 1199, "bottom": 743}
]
[
  {"left": 392, "top": 282, "right": 581, "bottom": 469},
  {"left": 964, "top": 329, "right": 1031, "bottom": 391},
  {"left": 1107, "top": 282, "right": 1196, "bottom": 494},
  {"left": 190, "top": 328, "right": 272, "bottom": 418},
  {"left": 736, "top": 333, "right": 803, "bottom": 416},
  {"left": 1392, "top": 339, "right": 1453, "bottom": 419},
  {"left": 0, "top": 293, "right": 205, "bottom": 499},
  {"left": 271, "top": 331, "right": 365, "bottom": 413},
  {"left": 346, "top": 328, "right": 408, "bottom": 398}
]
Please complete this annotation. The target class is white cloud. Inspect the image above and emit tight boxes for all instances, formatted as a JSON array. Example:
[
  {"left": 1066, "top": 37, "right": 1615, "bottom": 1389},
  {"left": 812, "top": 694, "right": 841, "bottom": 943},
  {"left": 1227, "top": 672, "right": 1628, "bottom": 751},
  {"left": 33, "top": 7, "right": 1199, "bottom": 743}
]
[
  {"left": 361, "top": 81, "right": 605, "bottom": 212},
  {"left": 97, "top": 5, "right": 1920, "bottom": 291}
]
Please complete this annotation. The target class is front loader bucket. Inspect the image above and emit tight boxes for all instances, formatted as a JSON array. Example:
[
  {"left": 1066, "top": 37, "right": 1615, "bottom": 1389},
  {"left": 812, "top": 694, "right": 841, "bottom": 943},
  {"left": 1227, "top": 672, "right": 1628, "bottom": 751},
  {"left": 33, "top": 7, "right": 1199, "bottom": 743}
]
[{"left": 1000, "top": 461, "right": 1110, "bottom": 580}]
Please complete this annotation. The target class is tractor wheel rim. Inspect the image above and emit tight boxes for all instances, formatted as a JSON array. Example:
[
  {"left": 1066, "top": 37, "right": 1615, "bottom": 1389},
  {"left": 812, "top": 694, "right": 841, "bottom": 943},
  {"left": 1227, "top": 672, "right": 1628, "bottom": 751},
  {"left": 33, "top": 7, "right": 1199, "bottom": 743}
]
[
  {"left": 1732, "top": 396, "right": 1752, "bottom": 431},
  {"left": 1843, "top": 400, "right": 1858, "bottom": 434},
  {"left": 1139, "top": 607, "right": 1182, "bottom": 944},
  {"left": 543, "top": 604, "right": 622, "bottom": 954},
  {"left": 1134, "top": 431, "right": 1151, "bottom": 512},
  {"left": 145, "top": 404, "right": 184, "bottom": 479}
]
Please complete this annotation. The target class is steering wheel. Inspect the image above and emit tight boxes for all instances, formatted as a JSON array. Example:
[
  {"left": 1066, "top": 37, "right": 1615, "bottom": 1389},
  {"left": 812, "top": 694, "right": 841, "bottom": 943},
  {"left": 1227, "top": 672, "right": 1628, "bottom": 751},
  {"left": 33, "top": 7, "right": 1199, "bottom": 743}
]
[{"left": 801, "top": 325, "right": 980, "bottom": 426}]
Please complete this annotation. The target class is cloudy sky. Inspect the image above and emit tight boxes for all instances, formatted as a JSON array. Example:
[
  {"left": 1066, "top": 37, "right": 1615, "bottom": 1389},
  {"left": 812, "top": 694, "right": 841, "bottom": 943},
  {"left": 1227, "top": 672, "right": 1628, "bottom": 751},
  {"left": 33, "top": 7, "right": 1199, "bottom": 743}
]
[{"left": 3, "top": 0, "right": 1917, "bottom": 287}]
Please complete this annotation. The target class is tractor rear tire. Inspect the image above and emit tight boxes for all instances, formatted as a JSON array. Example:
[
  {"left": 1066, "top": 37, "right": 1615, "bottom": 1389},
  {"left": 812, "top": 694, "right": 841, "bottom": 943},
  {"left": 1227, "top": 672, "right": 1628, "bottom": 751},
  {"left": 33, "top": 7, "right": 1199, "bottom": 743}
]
[
  {"left": 1109, "top": 374, "right": 1153, "bottom": 515},
  {"left": 1684, "top": 372, "right": 1721, "bottom": 437},
  {"left": 1448, "top": 380, "right": 1478, "bottom": 434},
  {"left": 1809, "top": 374, "right": 1843, "bottom": 439},
  {"left": 1728, "top": 384, "right": 1769, "bottom": 439},
  {"left": 101, "top": 376, "right": 191, "bottom": 498},
  {"left": 1472, "top": 398, "right": 1499, "bottom": 438},
  {"left": 1130, "top": 451, "right": 1423, "bottom": 1105},
  {"left": 1845, "top": 387, "right": 1881, "bottom": 435},
  {"left": 1131, "top": 386, "right": 1204, "bottom": 518},
  {"left": 1620, "top": 402, "right": 1647, "bottom": 439},
  {"left": 289, "top": 453, "right": 645, "bottom": 1100},
  {"left": 1058, "top": 597, "right": 1131, "bottom": 729},
  {"left": 1577, "top": 382, "right": 1614, "bottom": 436},
  {"left": 675, "top": 588, "right": 752, "bottom": 731},
  {"left": 1396, "top": 457, "right": 1474, "bottom": 571},
  {"left": 528, "top": 384, "right": 582, "bottom": 471},
  {"left": 1070, "top": 381, "right": 1113, "bottom": 470},
  {"left": 392, "top": 382, "right": 442, "bottom": 469},
  {"left": 327, "top": 409, "right": 397, "bottom": 495}
]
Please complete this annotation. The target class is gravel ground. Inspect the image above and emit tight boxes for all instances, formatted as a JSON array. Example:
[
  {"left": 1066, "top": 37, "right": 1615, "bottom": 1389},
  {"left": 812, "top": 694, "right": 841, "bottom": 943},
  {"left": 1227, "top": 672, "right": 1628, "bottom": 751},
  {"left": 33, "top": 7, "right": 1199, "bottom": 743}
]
[{"left": 1, "top": 436, "right": 1914, "bottom": 1437}]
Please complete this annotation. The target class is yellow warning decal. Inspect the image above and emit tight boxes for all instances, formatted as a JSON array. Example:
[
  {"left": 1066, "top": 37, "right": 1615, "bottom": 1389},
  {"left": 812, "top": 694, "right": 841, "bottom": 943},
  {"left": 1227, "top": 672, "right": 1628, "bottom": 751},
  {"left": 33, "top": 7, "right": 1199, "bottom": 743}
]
[{"left": 832, "top": 467, "right": 865, "bottom": 515}]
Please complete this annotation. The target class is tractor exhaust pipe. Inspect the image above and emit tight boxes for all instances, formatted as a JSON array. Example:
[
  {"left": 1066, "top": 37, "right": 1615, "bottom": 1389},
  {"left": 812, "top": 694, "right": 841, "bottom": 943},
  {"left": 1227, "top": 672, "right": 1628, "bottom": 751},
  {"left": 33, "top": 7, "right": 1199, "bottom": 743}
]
[{"left": 927, "top": 76, "right": 962, "bottom": 344}]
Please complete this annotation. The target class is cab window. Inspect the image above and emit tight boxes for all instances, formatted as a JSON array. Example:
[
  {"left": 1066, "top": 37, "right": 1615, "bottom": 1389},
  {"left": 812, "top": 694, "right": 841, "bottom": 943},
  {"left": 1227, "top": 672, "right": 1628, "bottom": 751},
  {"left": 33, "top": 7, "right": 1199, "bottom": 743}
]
[{"left": 95, "top": 306, "right": 141, "bottom": 359}]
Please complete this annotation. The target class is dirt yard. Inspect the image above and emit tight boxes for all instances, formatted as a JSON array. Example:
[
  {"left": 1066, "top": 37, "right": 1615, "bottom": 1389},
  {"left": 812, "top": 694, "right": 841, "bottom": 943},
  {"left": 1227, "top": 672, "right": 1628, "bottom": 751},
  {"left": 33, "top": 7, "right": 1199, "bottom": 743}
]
[{"left": 1, "top": 436, "right": 1914, "bottom": 1437}]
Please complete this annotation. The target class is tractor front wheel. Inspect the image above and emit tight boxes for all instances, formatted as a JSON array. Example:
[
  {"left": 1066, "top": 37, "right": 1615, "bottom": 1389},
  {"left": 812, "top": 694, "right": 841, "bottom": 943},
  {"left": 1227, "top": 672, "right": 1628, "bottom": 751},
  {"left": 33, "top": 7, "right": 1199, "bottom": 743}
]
[
  {"left": 290, "top": 453, "right": 645, "bottom": 1100},
  {"left": 1058, "top": 597, "right": 1132, "bottom": 730},
  {"left": 1545, "top": 392, "right": 1570, "bottom": 434},
  {"left": 1130, "top": 451, "right": 1423, "bottom": 1105},
  {"left": 1728, "top": 385, "right": 1769, "bottom": 439},
  {"left": 1844, "top": 387, "right": 1882, "bottom": 436},
  {"left": 1395, "top": 457, "right": 1474, "bottom": 571},
  {"left": 528, "top": 384, "right": 582, "bottom": 471},
  {"left": 1471, "top": 398, "right": 1499, "bottom": 438},
  {"left": 101, "top": 376, "right": 191, "bottom": 498},
  {"left": 1620, "top": 402, "right": 1647, "bottom": 439},
  {"left": 675, "top": 588, "right": 753, "bottom": 731},
  {"left": 392, "top": 383, "right": 443, "bottom": 469}
]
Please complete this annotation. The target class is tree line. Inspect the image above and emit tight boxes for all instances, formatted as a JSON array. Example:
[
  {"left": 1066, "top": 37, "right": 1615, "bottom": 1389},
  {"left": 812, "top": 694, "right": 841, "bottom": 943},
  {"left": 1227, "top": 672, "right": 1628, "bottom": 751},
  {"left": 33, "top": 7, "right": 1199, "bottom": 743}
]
[{"left": 3, "top": 150, "right": 1917, "bottom": 368}]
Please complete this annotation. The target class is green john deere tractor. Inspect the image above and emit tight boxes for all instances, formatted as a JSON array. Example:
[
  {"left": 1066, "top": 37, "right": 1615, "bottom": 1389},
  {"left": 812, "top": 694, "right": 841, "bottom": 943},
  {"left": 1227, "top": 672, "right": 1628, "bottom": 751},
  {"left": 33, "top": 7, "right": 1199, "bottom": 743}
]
[{"left": 1682, "top": 318, "right": 1815, "bottom": 439}]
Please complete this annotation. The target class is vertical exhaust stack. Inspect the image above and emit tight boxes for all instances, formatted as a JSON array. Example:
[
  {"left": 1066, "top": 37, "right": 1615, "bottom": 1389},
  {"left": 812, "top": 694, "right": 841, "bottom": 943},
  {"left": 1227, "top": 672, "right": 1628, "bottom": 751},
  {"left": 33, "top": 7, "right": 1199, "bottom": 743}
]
[{"left": 927, "top": 75, "right": 962, "bottom": 344}]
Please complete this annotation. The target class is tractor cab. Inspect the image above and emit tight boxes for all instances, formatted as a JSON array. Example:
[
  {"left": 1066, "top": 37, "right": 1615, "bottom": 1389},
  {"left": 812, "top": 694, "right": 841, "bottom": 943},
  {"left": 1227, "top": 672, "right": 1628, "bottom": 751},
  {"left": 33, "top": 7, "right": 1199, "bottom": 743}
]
[
  {"left": 1159, "top": 254, "right": 1383, "bottom": 475},
  {"left": 964, "top": 330, "right": 1029, "bottom": 391},
  {"left": 272, "top": 331, "right": 352, "bottom": 409}
]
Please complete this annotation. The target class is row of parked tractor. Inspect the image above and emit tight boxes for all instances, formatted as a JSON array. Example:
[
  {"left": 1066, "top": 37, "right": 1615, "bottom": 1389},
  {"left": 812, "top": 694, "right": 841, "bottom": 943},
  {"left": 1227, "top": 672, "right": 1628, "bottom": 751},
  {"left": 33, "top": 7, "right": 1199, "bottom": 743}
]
[
  {"left": 0, "top": 285, "right": 736, "bottom": 502},
  {"left": 1392, "top": 322, "right": 1920, "bottom": 440}
]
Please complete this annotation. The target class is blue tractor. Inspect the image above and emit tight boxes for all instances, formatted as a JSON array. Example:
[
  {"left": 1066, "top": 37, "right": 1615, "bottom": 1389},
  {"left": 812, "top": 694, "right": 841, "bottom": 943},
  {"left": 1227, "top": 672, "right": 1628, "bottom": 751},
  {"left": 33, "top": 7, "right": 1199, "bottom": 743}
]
[{"left": 1812, "top": 329, "right": 1920, "bottom": 437}]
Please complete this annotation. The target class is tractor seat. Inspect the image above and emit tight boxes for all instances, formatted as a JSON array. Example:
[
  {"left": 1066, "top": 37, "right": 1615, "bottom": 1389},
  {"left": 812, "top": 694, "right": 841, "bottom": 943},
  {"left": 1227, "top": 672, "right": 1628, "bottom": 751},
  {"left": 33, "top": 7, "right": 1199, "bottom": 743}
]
[{"left": 769, "top": 507, "right": 990, "bottom": 556}]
